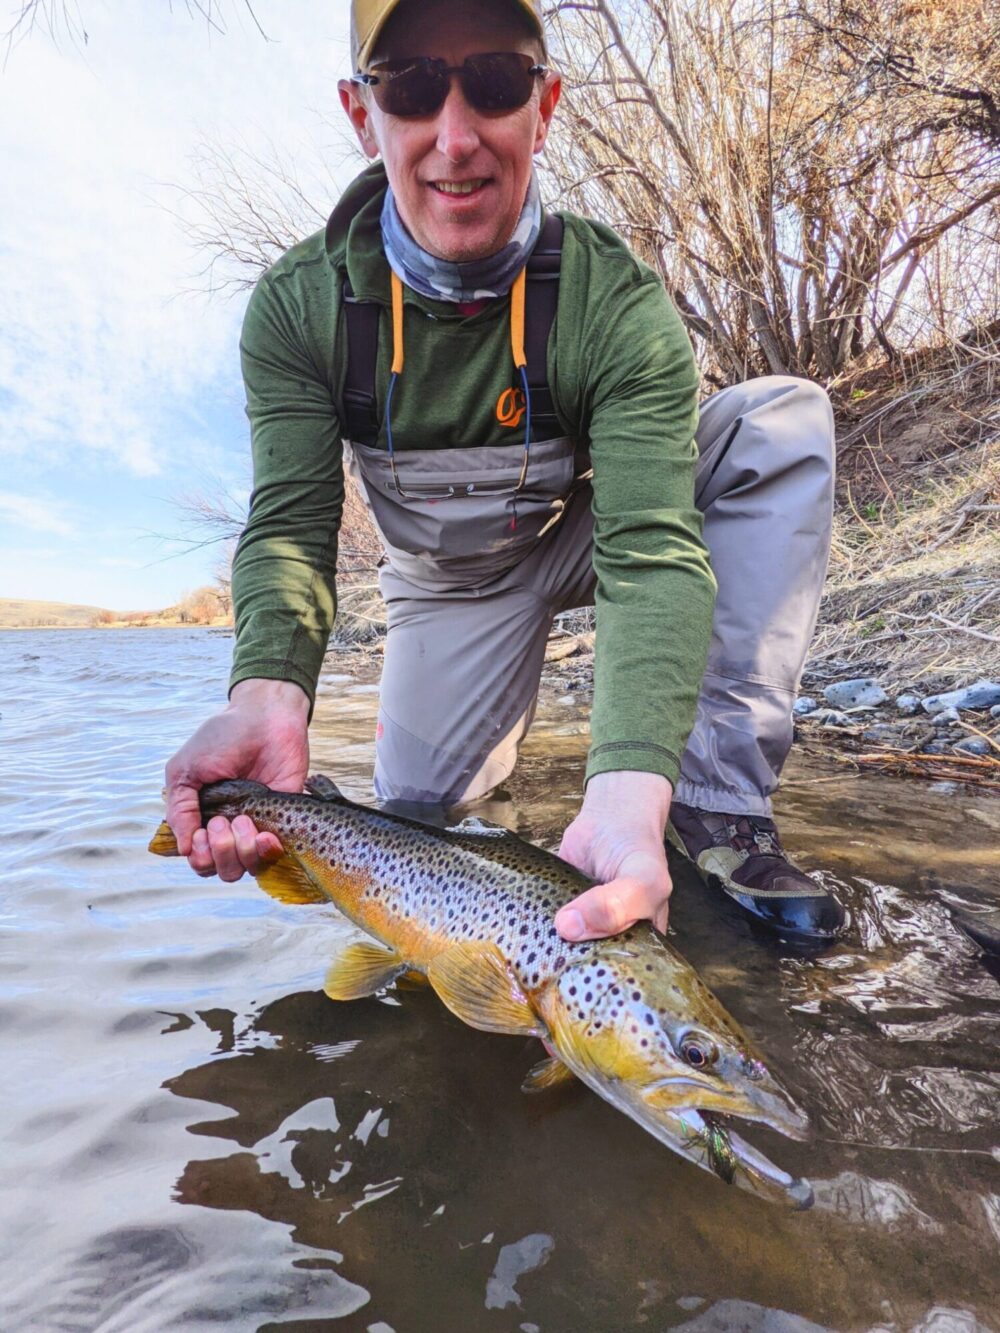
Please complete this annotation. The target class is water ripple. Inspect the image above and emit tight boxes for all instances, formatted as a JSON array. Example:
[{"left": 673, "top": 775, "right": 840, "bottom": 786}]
[{"left": 2, "top": 628, "right": 1000, "bottom": 1330}]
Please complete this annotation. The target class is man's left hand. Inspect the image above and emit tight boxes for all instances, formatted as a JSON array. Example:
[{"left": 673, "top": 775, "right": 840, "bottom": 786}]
[{"left": 554, "top": 770, "right": 673, "bottom": 942}]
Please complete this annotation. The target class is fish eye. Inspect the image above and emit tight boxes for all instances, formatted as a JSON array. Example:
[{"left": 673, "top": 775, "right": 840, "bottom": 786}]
[{"left": 679, "top": 1032, "right": 718, "bottom": 1070}]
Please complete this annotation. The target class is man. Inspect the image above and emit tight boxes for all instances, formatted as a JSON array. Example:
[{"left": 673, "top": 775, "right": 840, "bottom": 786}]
[{"left": 165, "top": 0, "right": 845, "bottom": 944}]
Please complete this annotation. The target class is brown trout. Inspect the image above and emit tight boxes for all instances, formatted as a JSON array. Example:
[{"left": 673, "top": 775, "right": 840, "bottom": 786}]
[{"left": 150, "top": 776, "right": 813, "bottom": 1207}]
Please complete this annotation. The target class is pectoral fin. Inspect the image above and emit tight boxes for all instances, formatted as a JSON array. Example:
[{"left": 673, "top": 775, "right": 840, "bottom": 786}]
[
  {"left": 427, "top": 942, "right": 543, "bottom": 1037},
  {"left": 324, "top": 939, "right": 407, "bottom": 1000},
  {"left": 256, "top": 853, "right": 328, "bottom": 906},
  {"left": 148, "top": 820, "right": 179, "bottom": 856},
  {"left": 522, "top": 1055, "right": 577, "bottom": 1094}
]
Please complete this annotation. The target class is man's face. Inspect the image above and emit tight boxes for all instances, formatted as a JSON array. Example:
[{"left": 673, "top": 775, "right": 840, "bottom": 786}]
[{"left": 339, "top": 0, "right": 560, "bottom": 262}]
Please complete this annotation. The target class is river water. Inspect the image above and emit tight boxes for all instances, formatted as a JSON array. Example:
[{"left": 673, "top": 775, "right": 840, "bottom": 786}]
[{"left": 2, "top": 628, "right": 998, "bottom": 1333}]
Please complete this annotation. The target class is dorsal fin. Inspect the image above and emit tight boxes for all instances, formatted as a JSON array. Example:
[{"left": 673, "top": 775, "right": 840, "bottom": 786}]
[
  {"left": 445, "top": 816, "right": 510, "bottom": 838},
  {"left": 305, "top": 774, "right": 348, "bottom": 803}
]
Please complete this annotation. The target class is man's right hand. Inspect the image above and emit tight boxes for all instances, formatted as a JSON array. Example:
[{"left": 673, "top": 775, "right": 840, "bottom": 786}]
[{"left": 164, "top": 678, "right": 310, "bottom": 882}]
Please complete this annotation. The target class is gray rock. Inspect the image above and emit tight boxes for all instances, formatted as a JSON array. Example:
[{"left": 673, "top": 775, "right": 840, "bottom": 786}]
[
  {"left": 953, "top": 737, "right": 991, "bottom": 756},
  {"left": 793, "top": 696, "right": 819, "bottom": 716},
  {"left": 991, "top": 704, "right": 1000, "bottom": 719},
  {"left": 922, "top": 680, "right": 1000, "bottom": 714},
  {"left": 863, "top": 725, "right": 898, "bottom": 742},
  {"left": 932, "top": 707, "right": 962, "bottom": 727},
  {"left": 812, "top": 708, "right": 852, "bottom": 727},
  {"left": 824, "top": 678, "right": 888, "bottom": 709},
  {"left": 670, "top": 1300, "right": 828, "bottom": 1333},
  {"left": 922, "top": 740, "right": 951, "bottom": 754},
  {"left": 895, "top": 693, "right": 921, "bottom": 715}
]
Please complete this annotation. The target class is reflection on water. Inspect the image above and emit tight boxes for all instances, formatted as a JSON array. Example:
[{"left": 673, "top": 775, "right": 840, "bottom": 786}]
[{"left": 1, "top": 630, "right": 999, "bottom": 1331}]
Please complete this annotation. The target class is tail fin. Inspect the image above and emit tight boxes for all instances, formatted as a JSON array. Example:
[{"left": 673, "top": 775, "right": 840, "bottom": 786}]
[{"left": 148, "top": 820, "right": 179, "bottom": 857}]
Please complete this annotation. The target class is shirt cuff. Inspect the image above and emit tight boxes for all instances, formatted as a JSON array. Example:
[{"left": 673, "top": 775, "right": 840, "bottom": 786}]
[{"left": 585, "top": 740, "right": 681, "bottom": 789}]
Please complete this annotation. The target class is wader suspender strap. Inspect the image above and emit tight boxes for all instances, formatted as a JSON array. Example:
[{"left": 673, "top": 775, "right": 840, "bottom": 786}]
[{"left": 341, "top": 213, "right": 565, "bottom": 447}]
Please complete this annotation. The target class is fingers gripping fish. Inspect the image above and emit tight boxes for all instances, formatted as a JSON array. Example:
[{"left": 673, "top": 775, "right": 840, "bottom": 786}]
[{"left": 150, "top": 776, "right": 813, "bottom": 1207}]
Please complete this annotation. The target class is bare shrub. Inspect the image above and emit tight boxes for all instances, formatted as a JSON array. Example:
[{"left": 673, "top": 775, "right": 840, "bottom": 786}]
[
  {"left": 176, "top": 584, "right": 227, "bottom": 624},
  {"left": 544, "top": 0, "right": 999, "bottom": 382},
  {"left": 3, "top": 0, "right": 266, "bottom": 56}
]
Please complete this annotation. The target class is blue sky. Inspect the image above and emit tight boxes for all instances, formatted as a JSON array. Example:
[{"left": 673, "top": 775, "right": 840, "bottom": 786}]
[{"left": 0, "top": 1, "right": 359, "bottom": 610}]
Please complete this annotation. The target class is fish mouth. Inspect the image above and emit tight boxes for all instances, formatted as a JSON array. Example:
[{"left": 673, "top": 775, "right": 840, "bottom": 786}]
[
  {"left": 642, "top": 1073, "right": 810, "bottom": 1142},
  {"left": 627, "top": 1079, "right": 811, "bottom": 1205},
  {"left": 696, "top": 1110, "right": 814, "bottom": 1209}
]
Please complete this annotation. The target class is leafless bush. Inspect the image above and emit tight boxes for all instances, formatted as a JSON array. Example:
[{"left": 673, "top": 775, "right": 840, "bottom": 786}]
[
  {"left": 170, "top": 472, "right": 383, "bottom": 608},
  {"left": 176, "top": 583, "right": 228, "bottom": 623},
  {"left": 544, "top": 0, "right": 999, "bottom": 382},
  {"left": 164, "top": 138, "right": 354, "bottom": 296},
  {"left": 3, "top": 0, "right": 266, "bottom": 55}
]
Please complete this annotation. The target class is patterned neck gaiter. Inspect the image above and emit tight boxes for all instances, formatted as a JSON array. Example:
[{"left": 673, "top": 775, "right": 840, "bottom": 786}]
[{"left": 380, "top": 172, "right": 542, "bottom": 303}]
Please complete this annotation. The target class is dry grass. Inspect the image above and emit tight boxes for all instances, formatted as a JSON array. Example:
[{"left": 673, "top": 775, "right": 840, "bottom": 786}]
[
  {"left": 808, "top": 342, "right": 1000, "bottom": 688},
  {"left": 329, "top": 576, "right": 386, "bottom": 647},
  {"left": 0, "top": 598, "right": 108, "bottom": 629}
]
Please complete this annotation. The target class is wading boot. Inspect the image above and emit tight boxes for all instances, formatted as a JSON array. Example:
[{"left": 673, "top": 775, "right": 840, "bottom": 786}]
[{"left": 667, "top": 803, "right": 846, "bottom": 943}]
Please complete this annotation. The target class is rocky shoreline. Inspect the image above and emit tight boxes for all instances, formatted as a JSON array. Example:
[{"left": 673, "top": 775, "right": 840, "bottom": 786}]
[
  {"left": 325, "top": 626, "right": 1000, "bottom": 793},
  {"left": 534, "top": 631, "right": 1000, "bottom": 793},
  {"left": 793, "top": 677, "right": 1000, "bottom": 758},
  {"left": 790, "top": 676, "right": 1000, "bottom": 792}
]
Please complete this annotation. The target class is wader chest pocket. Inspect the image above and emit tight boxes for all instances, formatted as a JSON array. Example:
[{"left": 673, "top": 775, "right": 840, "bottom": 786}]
[{"left": 346, "top": 436, "right": 578, "bottom": 586}]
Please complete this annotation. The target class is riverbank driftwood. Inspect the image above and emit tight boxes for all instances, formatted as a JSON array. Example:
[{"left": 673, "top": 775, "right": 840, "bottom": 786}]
[{"left": 833, "top": 747, "right": 1000, "bottom": 793}]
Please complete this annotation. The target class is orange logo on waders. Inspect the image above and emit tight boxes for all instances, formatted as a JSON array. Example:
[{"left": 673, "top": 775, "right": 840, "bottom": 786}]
[{"left": 496, "top": 386, "right": 526, "bottom": 428}]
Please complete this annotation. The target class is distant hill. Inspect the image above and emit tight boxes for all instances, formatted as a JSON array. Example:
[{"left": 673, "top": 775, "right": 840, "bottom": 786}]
[
  {"left": 0, "top": 589, "right": 233, "bottom": 630},
  {"left": 0, "top": 598, "right": 110, "bottom": 628}
]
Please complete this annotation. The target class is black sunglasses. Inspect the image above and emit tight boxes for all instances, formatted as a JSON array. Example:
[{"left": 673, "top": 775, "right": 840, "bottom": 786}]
[{"left": 352, "top": 52, "right": 548, "bottom": 118}]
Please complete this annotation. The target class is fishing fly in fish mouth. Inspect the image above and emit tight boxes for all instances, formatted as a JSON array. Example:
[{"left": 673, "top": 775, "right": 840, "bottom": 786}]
[{"left": 150, "top": 777, "right": 813, "bottom": 1208}]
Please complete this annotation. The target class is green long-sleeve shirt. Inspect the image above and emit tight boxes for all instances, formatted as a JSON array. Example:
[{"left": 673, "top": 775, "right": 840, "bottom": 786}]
[{"left": 231, "top": 163, "right": 716, "bottom": 787}]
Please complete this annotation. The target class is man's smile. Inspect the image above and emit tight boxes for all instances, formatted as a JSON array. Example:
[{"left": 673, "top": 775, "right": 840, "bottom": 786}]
[{"left": 430, "top": 177, "right": 491, "bottom": 197}]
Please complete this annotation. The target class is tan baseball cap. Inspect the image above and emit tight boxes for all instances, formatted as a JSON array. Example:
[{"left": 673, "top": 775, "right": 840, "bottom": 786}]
[{"left": 351, "top": 0, "right": 546, "bottom": 71}]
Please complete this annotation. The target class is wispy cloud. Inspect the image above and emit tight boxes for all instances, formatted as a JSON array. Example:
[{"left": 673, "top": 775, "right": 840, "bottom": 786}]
[
  {"left": 0, "top": 1, "right": 357, "bottom": 604},
  {"left": 0, "top": 490, "right": 75, "bottom": 535}
]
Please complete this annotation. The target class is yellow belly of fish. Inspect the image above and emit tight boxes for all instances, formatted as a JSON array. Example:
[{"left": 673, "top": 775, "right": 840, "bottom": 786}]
[{"left": 292, "top": 844, "right": 470, "bottom": 970}]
